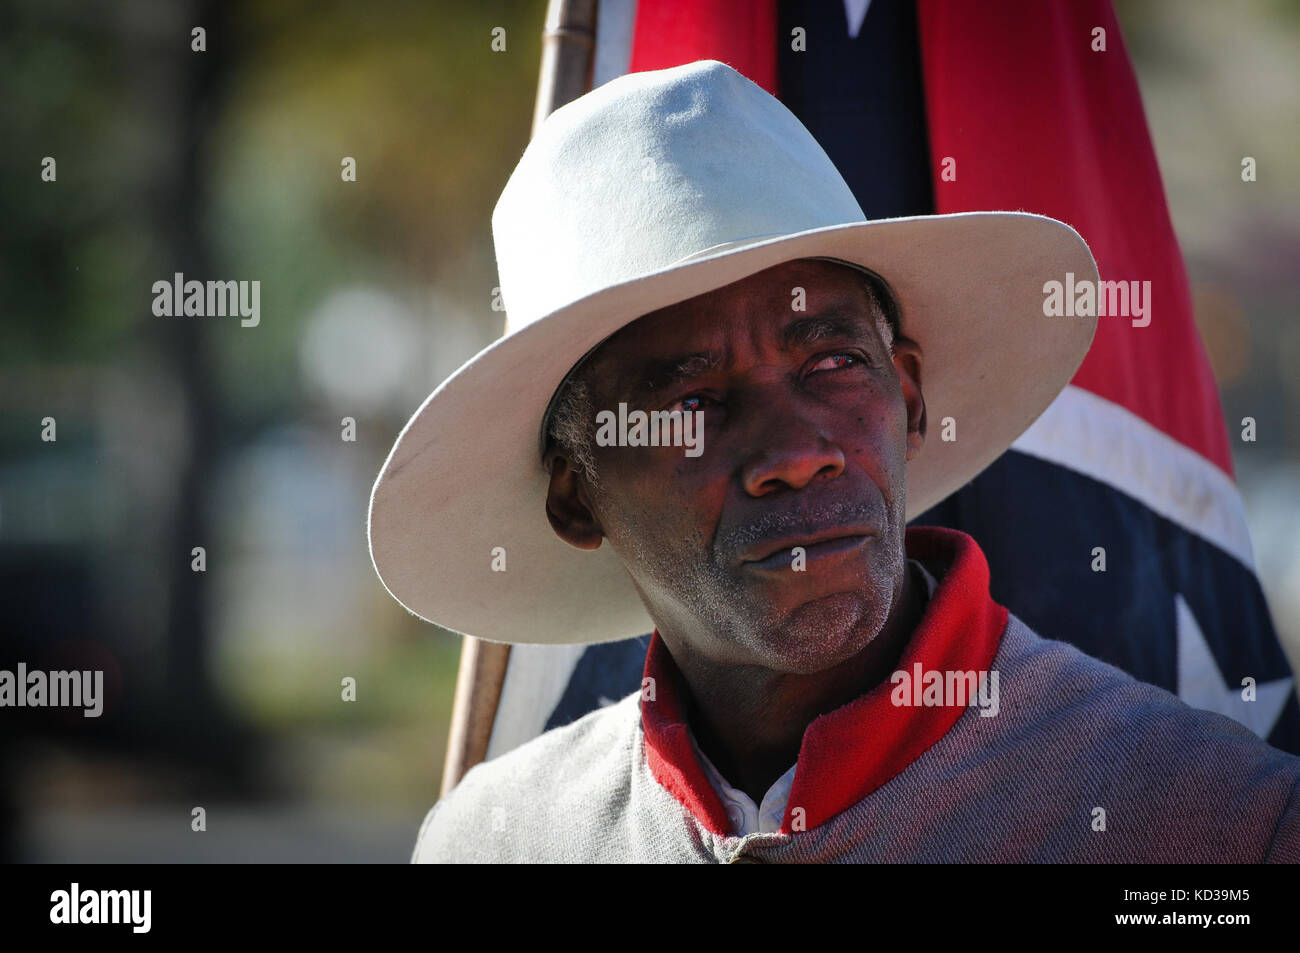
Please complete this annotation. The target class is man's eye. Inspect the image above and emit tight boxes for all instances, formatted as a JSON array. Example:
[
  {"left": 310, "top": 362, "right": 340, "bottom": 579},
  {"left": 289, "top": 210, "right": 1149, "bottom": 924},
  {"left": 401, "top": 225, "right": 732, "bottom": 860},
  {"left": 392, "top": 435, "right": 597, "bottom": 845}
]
[
  {"left": 668, "top": 394, "right": 711, "bottom": 413},
  {"left": 809, "top": 352, "right": 868, "bottom": 373}
]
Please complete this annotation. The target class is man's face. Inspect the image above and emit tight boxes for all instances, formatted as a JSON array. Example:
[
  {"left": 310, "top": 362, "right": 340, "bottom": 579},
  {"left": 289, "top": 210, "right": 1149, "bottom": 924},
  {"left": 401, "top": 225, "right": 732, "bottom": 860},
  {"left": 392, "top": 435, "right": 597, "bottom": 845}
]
[{"left": 545, "top": 259, "right": 926, "bottom": 675}]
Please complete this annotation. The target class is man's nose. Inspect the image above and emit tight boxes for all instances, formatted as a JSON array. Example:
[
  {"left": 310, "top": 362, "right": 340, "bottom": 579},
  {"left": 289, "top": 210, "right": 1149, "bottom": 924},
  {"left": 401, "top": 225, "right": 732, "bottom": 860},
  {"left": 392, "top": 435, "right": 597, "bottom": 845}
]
[{"left": 739, "top": 406, "right": 846, "bottom": 497}]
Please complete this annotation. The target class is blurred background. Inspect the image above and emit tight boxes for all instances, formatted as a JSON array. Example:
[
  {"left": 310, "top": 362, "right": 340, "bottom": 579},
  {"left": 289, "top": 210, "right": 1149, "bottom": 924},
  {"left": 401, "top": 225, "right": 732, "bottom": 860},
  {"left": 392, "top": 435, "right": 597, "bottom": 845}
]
[{"left": 1, "top": 0, "right": 1297, "bottom": 861}]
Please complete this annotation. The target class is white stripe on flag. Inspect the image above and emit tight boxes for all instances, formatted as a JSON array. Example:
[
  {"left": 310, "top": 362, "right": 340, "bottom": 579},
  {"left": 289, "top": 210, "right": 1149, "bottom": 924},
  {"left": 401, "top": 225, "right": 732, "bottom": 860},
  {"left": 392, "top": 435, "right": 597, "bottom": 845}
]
[
  {"left": 593, "top": 0, "right": 637, "bottom": 89},
  {"left": 486, "top": 641, "right": 588, "bottom": 759},
  {"left": 1012, "top": 384, "right": 1257, "bottom": 571}
]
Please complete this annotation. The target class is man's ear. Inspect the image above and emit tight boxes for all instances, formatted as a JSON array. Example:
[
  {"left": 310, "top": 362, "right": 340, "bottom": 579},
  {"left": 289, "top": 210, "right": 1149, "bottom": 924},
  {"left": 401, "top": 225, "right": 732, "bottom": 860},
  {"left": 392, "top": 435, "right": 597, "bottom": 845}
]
[
  {"left": 891, "top": 338, "right": 926, "bottom": 462},
  {"left": 545, "top": 455, "right": 604, "bottom": 550}
]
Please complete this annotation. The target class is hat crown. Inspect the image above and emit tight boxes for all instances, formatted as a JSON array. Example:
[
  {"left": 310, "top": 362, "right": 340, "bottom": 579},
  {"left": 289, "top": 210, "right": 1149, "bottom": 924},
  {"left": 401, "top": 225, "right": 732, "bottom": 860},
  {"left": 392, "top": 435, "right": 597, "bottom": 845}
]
[{"left": 492, "top": 60, "right": 865, "bottom": 330}]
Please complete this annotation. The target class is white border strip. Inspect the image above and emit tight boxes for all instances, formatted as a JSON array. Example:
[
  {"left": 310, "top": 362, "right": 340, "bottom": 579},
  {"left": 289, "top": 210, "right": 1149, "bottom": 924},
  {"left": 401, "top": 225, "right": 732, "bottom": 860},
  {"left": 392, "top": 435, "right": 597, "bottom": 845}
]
[
  {"left": 483, "top": 0, "right": 642, "bottom": 762},
  {"left": 1011, "top": 385, "right": 1257, "bottom": 571},
  {"left": 593, "top": 0, "right": 637, "bottom": 89},
  {"left": 487, "top": 641, "right": 588, "bottom": 759}
]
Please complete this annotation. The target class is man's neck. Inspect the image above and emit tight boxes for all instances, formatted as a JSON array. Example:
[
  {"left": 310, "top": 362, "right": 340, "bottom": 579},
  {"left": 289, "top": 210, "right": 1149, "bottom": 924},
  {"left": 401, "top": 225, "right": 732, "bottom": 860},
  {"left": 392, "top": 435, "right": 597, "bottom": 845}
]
[{"left": 676, "top": 561, "right": 928, "bottom": 805}]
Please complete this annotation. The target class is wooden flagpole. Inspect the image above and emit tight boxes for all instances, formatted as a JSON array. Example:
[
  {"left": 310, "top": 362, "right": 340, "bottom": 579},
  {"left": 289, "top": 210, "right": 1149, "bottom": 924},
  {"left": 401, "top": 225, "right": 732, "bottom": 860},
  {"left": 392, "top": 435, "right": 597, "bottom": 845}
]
[{"left": 440, "top": 0, "right": 600, "bottom": 798}]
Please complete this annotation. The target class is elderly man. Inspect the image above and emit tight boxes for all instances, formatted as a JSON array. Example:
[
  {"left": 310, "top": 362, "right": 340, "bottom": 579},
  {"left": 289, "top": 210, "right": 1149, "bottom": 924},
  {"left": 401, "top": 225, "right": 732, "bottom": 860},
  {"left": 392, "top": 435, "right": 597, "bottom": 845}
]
[{"left": 369, "top": 60, "right": 1300, "bottom": 863}]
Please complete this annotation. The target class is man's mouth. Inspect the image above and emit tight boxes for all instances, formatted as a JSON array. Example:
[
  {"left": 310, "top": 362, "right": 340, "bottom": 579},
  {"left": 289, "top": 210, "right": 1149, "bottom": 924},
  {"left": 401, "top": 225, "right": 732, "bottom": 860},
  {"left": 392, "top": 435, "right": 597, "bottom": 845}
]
[{"left": 738, "top": 527, "right": 876, "bottom": 572}]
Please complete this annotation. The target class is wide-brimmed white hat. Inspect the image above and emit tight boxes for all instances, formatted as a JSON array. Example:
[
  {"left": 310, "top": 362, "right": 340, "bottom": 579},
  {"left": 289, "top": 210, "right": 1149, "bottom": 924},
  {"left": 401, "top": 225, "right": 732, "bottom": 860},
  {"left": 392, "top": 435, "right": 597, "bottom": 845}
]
[{"left": 368, "top": 59, "right": 1098, "bottom": 645}]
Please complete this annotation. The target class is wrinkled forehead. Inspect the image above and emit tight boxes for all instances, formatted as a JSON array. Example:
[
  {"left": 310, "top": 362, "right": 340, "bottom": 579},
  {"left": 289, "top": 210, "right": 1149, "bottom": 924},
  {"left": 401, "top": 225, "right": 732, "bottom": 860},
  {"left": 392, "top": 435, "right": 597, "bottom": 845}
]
[
  {"left": 537, "top": 259, "right": 898, "bottom": 446},
  {"left": 582, "top": 259, "right": 893, "bottom": 378}
]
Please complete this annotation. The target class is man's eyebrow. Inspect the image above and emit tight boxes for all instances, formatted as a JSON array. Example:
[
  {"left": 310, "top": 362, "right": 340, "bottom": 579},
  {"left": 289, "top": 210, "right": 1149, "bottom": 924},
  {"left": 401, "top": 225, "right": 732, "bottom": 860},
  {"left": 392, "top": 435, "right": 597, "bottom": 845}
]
[
  {"left": 633, "top": 350, "right": 726, "bottom": 395},
  {"left": 623, "top": 309, "right": 877, "bottom": 399},
  {"left": 781, "top": 312, "right": 873, "bottom": 350}
]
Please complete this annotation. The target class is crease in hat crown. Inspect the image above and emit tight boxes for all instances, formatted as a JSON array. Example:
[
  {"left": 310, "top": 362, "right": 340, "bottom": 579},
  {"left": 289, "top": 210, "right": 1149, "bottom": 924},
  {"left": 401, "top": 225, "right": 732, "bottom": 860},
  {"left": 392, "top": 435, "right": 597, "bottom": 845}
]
[{"left": 491, "top": 59, "right": 867, "bottom": 332}]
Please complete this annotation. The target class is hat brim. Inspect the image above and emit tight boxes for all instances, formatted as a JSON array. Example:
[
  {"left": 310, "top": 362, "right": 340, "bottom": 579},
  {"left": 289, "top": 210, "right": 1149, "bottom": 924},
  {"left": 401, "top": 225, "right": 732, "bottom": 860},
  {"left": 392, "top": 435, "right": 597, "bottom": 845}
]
[{"left": 368, "top": 211, "right": 1097, "bottom": 645}]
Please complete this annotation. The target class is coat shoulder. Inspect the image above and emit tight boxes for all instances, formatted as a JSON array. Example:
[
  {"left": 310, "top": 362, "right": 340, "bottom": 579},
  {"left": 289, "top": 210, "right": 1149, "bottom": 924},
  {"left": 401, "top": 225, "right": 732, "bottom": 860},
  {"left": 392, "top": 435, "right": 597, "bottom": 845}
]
[
  {"left": 412, "top": 690, "right": 642, "bottom": 863},
  {"left": 992, "top": 613, "right": 1300, "bottom": 861}
]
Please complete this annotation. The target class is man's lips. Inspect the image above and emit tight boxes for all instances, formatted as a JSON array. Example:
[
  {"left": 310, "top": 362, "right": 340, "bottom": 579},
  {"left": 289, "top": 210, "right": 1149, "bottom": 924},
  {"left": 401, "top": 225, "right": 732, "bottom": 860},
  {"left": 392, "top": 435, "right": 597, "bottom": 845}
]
[{"left": 738, "top": 526, "right": 877, "bottom": 571}]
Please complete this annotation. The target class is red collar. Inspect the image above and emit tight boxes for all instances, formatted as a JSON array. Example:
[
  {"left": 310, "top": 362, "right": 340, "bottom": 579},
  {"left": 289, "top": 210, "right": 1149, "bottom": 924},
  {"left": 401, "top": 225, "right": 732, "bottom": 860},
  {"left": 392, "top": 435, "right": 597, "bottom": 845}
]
[{"left": 640, "top": 526, "right": 1008, "bottom": 836}]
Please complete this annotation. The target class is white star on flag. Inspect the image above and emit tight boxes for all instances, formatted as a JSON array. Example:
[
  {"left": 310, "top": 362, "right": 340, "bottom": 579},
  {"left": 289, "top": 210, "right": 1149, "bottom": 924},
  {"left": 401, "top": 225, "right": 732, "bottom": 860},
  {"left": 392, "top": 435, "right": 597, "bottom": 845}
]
[
  {"left": 1175, "top": 593, "right": 1294, "bottom": 739},
  {"left": 843, "top": 0, "right": 871, "bottom": 39}
]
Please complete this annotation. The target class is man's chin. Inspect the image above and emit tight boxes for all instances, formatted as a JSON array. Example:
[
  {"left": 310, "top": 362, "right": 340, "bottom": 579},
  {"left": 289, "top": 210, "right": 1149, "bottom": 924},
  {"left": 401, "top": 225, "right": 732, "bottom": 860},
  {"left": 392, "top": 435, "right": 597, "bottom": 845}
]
[{"left": 741, "top": 590, "right": 888, "bottom": 676}]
